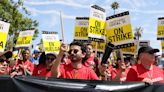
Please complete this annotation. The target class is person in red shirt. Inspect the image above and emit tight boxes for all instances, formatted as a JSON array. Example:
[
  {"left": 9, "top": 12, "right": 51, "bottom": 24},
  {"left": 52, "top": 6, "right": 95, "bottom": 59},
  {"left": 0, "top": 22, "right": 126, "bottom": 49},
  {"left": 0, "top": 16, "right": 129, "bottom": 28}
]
[
  {"left": 11, "top": 49, "right": 34, "bottom": 77},
  {"left": 110, "top": 58, "right": 130, "bottom": 81},
  {"left": 83, "top": 43, "right": 100, "bottom": 68},
  {"left": 51, "top": 41, "right": 99, "bottom": 80},
  {"left": 126, "top": 46, "right": 164, "bottom": 84},
  {"left": 33, "top": 52, "right": 56, "bottom": 78},
  {"left": 0, "top": 51, "right": 13, "bottom": 75}
]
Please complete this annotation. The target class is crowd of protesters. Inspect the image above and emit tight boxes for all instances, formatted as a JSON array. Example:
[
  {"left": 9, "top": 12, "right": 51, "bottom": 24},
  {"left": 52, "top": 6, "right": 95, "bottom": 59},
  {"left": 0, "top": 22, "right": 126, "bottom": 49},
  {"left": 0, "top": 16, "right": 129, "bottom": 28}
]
[{"left": 0, "top": 41, "right": 164, "bottom": 84}]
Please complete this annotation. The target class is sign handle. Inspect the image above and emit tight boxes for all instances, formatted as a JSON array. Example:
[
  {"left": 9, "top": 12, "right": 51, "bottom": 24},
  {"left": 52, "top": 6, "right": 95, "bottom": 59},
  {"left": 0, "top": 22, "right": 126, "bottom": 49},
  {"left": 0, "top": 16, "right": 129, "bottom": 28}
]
[
  {"left": 60, "top": 11, "right": 65, "bottom": 42},
  {"left": 95, "top": 42, "right": 98, "bottom": 57},
  {"left": 119, "top": 49, "right": 124, "bottom": 62}
]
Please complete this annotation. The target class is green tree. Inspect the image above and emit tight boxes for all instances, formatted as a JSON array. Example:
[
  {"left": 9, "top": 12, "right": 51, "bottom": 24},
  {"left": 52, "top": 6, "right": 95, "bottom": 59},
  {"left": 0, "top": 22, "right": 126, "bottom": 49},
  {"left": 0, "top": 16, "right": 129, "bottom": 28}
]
[
  {"left": 134, "top": 27, "right": 143, "bottom": 40},
  {"left": 0, "top": 0, "right": 39, "bottom": 50},
  {"left": 111, "top": 1, "right": 119, "bottom": 14}
]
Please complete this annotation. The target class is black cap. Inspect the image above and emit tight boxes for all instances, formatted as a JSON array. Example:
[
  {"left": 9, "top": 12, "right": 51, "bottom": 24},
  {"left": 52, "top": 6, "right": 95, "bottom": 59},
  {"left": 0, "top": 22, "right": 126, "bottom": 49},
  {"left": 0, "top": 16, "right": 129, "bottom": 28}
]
[
  {"left": 138, "top": 46, "right": 159, "bottom": 56},
  {"left": 0, "top": 51, "right": 13, "bottom": 60}
]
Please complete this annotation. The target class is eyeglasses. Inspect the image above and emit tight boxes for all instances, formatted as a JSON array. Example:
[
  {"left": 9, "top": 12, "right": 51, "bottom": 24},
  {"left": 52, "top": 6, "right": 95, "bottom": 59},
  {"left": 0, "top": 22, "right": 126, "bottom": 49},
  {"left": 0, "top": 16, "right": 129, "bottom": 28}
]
[{"left": 68, "top": 49, "right": 79, "bottom": 54}]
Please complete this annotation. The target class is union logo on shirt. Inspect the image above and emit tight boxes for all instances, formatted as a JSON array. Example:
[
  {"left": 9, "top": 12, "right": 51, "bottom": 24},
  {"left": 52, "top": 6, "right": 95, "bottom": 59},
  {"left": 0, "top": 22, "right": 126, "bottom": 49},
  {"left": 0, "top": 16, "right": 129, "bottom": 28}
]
[{"left": 143, "top": 77, "right": 163, "bottom": 83}]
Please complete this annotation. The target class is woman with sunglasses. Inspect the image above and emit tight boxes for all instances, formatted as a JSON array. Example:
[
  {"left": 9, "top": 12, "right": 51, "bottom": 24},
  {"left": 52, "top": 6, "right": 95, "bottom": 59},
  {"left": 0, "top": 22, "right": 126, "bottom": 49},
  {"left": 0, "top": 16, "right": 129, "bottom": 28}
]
[
  {"left": 0, "top": 51, "right": 13, "bottom": 75},
  {"left": 0, "top": 59, "right": 10, "bottom": 75},
  {"left": 33, "top": 52, "right": 56, "bottom": 78},
  {"left": 51, "top": 41, "right": 99, "bottom": 80}
]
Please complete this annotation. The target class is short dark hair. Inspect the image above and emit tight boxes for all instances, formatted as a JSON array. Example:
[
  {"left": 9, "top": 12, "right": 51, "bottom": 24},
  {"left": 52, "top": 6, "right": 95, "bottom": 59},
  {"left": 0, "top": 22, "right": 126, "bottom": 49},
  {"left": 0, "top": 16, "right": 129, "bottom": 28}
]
[
  {"left": 70, "top": 41, "right": 87, "bottom": 53},
  {"left": 22, "top": 49, "right": 30, "bottom": 54},
  {"left": 46, "top": 53, "right": 56, "bottom": 59}
]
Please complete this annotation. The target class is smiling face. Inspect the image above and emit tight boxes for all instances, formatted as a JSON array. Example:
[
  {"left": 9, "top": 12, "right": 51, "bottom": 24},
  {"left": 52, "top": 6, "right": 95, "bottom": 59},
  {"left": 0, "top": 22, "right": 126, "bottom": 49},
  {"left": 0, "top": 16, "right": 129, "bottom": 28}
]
[
  {"left": 87, "top": 44, "right": 93, "bottom": 56},
  {"left": 22, "top": 50, "right": 30, "bottom": 60}
]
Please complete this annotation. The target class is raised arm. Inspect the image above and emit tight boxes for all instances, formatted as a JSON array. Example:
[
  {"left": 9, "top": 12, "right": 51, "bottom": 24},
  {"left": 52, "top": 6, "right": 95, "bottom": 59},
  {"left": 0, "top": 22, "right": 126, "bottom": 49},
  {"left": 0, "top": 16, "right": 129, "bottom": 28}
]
[{"left": 51, "top": 43, "right": 67, "bottom": 77}]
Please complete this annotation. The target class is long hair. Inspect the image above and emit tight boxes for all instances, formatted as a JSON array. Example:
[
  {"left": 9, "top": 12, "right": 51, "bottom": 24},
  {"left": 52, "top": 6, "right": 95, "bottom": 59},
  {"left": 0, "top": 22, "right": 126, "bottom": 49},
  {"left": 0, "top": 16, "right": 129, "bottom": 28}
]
[{"left": 38, "top": 52, "right": 46, "bottom": 66}]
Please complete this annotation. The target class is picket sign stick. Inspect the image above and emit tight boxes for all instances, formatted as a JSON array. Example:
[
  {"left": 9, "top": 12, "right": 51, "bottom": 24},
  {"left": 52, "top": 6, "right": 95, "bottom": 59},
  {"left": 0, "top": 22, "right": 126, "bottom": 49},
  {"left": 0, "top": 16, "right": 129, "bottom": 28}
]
[
  {"left": 16, "top": 49, "right": 22, "bottom": 62},
  {"left": 119, "top": 49, "right": 124, "bottom": 62},
  {"left": 112, "top": 50, "right": 116, "bottom": 61},
  {"left": 60, "top": 11, "right": 65, "bottom": 42},
  {"left": 95, "top": 42, "right": 98, "bottom": 57}
]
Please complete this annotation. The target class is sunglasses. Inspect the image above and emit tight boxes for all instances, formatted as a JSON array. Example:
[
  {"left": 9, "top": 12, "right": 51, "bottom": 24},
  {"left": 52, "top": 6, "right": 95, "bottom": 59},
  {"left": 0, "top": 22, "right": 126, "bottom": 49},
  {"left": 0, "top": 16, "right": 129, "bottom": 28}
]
[
  {"left": 68, "top": 49, "right": 79, "bottom": 54},
  {"left": 0, "top": 59, "right": 10, "bottom": 63}
]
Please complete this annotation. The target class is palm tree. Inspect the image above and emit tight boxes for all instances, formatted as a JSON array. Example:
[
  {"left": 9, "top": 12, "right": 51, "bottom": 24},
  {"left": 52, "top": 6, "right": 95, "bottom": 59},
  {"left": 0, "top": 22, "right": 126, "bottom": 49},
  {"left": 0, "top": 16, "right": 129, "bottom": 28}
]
[
  {"left": 111, "top": 1, "right": 119, "bottom": 14},
  {"left": 134, "top": 27, "right": 143, "bottom": 40}
]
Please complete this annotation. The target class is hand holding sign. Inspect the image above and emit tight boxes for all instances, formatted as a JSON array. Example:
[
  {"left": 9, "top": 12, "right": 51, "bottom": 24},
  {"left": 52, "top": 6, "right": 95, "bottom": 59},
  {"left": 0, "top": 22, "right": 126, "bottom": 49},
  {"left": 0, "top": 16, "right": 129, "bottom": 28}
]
[{"left": 59, "top": 43, "right": 67, "bottom": 56}]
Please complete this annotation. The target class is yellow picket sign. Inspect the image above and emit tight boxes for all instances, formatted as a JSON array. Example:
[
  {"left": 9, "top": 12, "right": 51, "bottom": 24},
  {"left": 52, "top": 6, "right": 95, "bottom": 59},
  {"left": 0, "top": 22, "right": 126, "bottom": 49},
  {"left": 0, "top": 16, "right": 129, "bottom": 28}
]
[
  {"left": 91, "top": 41, "right": 105, "bottom": 52},
  {"left": 15, "top": 30, "right": 34, "bottom": 47},
  {"left": 43, "top": 41, "right": 60, "bottom": 53},
  {"left": 157, "top": 17, "right": 164, "bottom": 40},
  {"left": 16, "top": 36, "right": 33, "bottom": 45},
  {"left": 88, "top": 5, "right": 106, "bottom": 42},
  {"left": 0, "top": 20, "right": 10, "bottom": 52},
  {"left": 106, "top": 11, "right": 134, "bottom": 47},
  {"left": 74, "top": 26, "right": 88, "bottom": 40},
  {"left": 88, "top": 18, "right": 106, "bottom": 36},
  {"left": 106, "top": 24, "right": 133, "bottom": 43},
  {"left": 42, "top": 31, "right": 60, "bottom": 54},
  {"left": 0, "top": 32, "right": 8, "bottom": 51},
  {"left": 74, "top": 17, "right": 89, "bottom": 41},
  {"left": 122, "top": 44, "right": 137, "bottom": 55}
]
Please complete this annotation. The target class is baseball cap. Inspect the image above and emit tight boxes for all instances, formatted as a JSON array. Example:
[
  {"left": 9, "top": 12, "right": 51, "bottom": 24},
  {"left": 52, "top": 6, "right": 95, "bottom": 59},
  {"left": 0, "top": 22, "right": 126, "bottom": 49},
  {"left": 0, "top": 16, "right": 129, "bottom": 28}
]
[
  {"left": 138, "top": 46, "right": 159, "bottom": 56},
  {"left": 34, "top": 49, "right": 40, "bottom": 53}
]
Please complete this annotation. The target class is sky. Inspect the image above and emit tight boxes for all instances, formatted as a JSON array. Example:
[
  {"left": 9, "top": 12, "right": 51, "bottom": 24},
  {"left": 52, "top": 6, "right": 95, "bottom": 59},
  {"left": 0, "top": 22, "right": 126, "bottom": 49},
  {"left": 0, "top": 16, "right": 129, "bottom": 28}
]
[{"left": 19, "top": 0, "right": 164, "bottom": 54}]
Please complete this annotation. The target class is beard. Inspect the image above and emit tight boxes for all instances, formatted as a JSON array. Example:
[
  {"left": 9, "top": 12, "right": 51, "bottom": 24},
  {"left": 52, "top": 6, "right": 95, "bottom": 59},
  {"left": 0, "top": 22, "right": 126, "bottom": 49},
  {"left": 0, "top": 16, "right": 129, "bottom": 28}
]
[{"left": 68, "top": 54, "right": 82, "bottom": 63}]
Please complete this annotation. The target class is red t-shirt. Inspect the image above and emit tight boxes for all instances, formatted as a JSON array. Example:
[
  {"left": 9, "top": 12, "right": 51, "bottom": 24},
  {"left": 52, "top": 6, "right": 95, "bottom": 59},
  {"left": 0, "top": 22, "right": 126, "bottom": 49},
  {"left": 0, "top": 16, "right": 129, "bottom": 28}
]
[
  {"left": 33, "top": 64, "right": 51, "bottom": 77},
  {"left": 111, "top": 68, "right": 130, "bottom": 81},
  {"left": 59, "top": 63, "right": 99, "bottom": 80},
  {"left": 83, "top": 54, "right": 100, "bottom": 67},
  {"left": 126, "top": 64, "right": 164, "bottom": 83},
  {"left": 14, "top": 59, "right": 34, "bottom": 75}
]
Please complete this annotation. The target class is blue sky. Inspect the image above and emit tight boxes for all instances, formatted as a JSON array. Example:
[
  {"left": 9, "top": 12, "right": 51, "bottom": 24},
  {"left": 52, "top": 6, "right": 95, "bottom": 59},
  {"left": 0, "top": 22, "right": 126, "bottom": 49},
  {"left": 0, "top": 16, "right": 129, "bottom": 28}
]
[{"left": 21, "top": 0, "right": 164, "bottom": 54}]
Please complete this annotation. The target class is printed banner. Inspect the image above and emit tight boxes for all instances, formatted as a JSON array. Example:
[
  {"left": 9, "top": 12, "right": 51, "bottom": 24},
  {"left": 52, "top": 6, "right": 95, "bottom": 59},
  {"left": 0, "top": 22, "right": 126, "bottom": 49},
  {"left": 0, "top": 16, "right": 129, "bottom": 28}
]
[
  {"left": 0, "top": 20, "right": 10, "bottom": 52},
  {"left": 74, "top": 17, "right": 89, "bottom": 42},
  {"left": 91, "top": 41, "right": 105, "bottom": 52},
  {"left": 42, "top": 31, "right": 60, "bottom": 54},
  {"left": 88, "top": 5, "right": 106, "bottom": 42},
  {"left": 15, "top": 30, "right": 35, "bottom": 47},
  {"left": 1, "top": 76, "right": 164, "bottom": 92},
  {"left": 157, "top": 17, "right": 164, "bottom": 40},
  {"left": 106, "top": 11, "right": 134, "bottom": 49}
]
